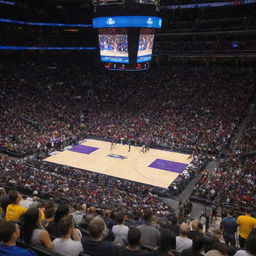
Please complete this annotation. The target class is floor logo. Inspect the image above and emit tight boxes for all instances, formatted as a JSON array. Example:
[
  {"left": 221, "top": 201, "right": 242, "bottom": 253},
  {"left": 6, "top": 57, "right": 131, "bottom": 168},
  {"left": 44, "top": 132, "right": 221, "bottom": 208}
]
[{"left": 107, "top": 154, "right": 127, "bottom": 160}]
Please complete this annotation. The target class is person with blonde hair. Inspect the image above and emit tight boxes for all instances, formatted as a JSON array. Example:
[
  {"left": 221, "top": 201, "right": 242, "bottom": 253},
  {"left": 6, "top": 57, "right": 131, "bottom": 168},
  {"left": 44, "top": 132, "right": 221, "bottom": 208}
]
[
  {"left": 205, "top": 250, "right": 223, "bottom": 256},
  {"left": 82, "top": 217, "right": 117, "bottom": 256},
  {"left": 176, "top": 223, "right": 192, "bottom": 253}
]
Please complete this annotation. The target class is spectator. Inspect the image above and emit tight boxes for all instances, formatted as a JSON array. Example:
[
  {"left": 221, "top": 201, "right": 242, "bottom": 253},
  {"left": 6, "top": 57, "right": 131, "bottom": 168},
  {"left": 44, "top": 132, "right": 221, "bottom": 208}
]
[
  {"left": 205, "top": 251, "right": 224, "bottom": 256},
  {"left": 180, "top": 235, "right": 205, "bottom": 256},
  {"left": 41, "top": 200, "right": 56, "bottom": 228},
  {"left": 188, "top": 220, "right": 203, "bottom": 240},
  {"left": 103, "top": 209, "right": 112, "bottom": 229},
  {"left": 175, "top": 223, "right": 192, "bottom": 253},
  {"left": 153, "top": 230, "right": 177, "bottom": 256},
  {"left": 197, "top": 223, "right": 204, "bottom": 234},
  {"left": 53, "top": 215, "right": 83, "bottom": 256},
  {"left": 234, "top": 228, "right": 256, "bottom": 256},
  {"left": 157, "top": 219, "right": 171, "bottom": 236},
  {"left": 47, "top": 204, "right": 70, "bottom": 237},
  {"left": 169, "top": 216, "right": 180, "bottom": 236},
  {"left": 220, "top": 210, "right": 237, "bottom": 247},
  {"left": 138, "top": 209, "right": 160, "bottom": 250},
  {"left": 19, "top": 196, "right": 33, "bottom": 209},
  {"left": 204, "top": 233, "right": 228, "bottom": 256},
  {"left": 23, "top": 208, "right": 52, "bottom": 249},
  {"left": 71, "top": 203, "right": 86, "bottom": 226},
  {"left": 82, "top": 217, "right": 117, "bottom": 256},
  {"left": 0, "top": 220, "right": 36, "bottom": 256},
  {"left": 5, "top": 190, "right": 27, "bottom": 222},
  {"left": 117, "top": 227, "right": 151, "bottom": 256},
  {"left": 0, "top": 188, "right": 8, "bottom": 218},
  {"left": 237, "top": 210, "right": 256, "bottom": 249},
  {"left": 199, "top": 213, "right": 207, "bottom": 233},
  {"left": 112, "top": 212, "right": 129, "bottom": 243}
]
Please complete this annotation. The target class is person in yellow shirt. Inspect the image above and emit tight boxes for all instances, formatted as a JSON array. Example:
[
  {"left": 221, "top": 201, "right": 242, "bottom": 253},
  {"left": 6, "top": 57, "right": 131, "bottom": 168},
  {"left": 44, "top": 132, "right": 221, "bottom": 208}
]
[
  {"left": 237, "top": 209, "right": 256, "bottom": 249},
  {"left": 5, "top": 190, "right": 27, "bottom": 222}
]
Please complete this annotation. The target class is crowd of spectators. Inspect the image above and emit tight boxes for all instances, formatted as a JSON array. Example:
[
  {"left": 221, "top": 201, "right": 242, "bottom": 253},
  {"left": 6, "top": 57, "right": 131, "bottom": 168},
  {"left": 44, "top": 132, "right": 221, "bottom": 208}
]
[
  {"left": 191, "top": 154, "right": 256, "bottom": 211},
  {"left": 1, "top": 188, "right": 256, "bottom": 256},
  {"left": 191, "top": 100, "right": 256, "bottom": 210},
  {"left": 1, "top": 59, "right": 254, "bottom": 155},
  {"left": 162, "top": 16, "right": 255, "bottom": 33},
  {"left": 232, "top": 112, "right": 256, "bottom": 154},
  {"left": 0, "top": 155, "right": 174, "bottom": 218},
  {"left": 1, "top": 57, "right": 255, "bottom": 212},
  {"left": 156, "top": 39, "right": 256, "bottom": 53}
]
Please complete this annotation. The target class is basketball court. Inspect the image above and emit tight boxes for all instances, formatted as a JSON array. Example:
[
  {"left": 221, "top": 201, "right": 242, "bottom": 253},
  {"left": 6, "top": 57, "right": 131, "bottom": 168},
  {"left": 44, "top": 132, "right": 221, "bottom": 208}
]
[{"left": 44, "top": 139, "right": 191, "bottom": 188}]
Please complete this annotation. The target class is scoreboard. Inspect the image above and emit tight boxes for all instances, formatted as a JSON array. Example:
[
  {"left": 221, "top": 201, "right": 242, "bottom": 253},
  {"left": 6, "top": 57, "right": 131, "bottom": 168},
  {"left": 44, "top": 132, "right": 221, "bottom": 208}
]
[{"left": 93, "top": 2, "right": 162, "bottom": 70}]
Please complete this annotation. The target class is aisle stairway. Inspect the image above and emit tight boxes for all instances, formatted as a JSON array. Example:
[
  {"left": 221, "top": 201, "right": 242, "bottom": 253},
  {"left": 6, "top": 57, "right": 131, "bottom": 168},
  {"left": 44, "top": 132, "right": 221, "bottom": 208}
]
[{"left": 228, "top": 91, "right": 256, "bottom": 151}]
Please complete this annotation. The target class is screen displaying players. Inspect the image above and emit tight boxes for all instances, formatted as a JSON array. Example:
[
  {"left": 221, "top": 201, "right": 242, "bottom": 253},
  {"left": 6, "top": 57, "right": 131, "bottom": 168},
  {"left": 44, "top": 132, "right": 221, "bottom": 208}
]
[
  {"left": 98, "top": 28, "right": 128, "bottom": 63},
  {"left": 137, "top": 29, "right": 155, "bottom": 63}
]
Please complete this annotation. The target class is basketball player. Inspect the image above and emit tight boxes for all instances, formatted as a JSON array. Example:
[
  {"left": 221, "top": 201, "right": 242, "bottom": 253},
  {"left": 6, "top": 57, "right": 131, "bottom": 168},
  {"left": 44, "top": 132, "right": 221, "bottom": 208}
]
[
  {"left": 145, "top": 143, "right": 150, "bottom": 152},
  {"left": 141, "top": 144, "right": 146, "bottom": 153},
  {"left": 128, "top": 140, "right": 131, "bottom": 152},
  {"left": 111, "top": 139, "right": 115, "bottom": 151}
]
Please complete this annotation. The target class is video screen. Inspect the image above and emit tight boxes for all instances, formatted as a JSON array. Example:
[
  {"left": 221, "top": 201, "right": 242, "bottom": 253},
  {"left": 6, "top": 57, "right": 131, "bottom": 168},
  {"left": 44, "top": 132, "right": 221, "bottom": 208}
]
[
  {"left": 137, "top": 29, "right": 155, "bottom": 63},
  {"left": 98, "top": 28, "right": 128, "bottom": 63}
]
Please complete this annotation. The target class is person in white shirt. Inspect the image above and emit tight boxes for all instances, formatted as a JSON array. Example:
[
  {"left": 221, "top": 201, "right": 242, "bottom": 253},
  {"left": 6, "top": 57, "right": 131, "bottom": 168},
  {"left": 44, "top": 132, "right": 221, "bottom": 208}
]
[
  {"left": 53, "top": 215, "right": 83, "bottom": 256},
  {"left": 176, "top": 223, "right": 192, "bottom": 253},
  {"left": 71, "top": 203, "right": 86, "bottom": 226},
  {"left": 19, "top": 196, "right": 33, "bottom": 209},
  {"left": 112, "top": 212, "right": 129, "bottom": 242}
]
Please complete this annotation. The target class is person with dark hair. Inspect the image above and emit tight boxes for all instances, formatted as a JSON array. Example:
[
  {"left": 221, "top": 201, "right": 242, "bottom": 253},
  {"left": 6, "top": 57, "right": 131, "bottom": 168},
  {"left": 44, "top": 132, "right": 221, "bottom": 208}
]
[
  {"left": 188, "top": 220, "right": 203, "bottom": 240},
  {"left": 42, "top": 207, "right": 55, "bottom": 228},
  {"left": 158, "top": 219, "right": 171, "bottom": 236},
  {"left": 220, "top": 210, "right": 237, "bottom": 247},
  {"left": 204, "top": 234, "right": 228, "bottom": 256},
  {"left": 5, "top": 191, "right": 27, "bottom": 221},
  {"left": 169, "top": 216, "right": 180, "bottom": 236},
  {"left": 112, "top": 212, "right": 129, "bottom": 242},
  {"left": 234, "top": 228, "right": 256, "bottom": 256},
  {"left": 22, "top": 207, "right": 52, "bottom": 249},
  {"left": 71, "top": 203, "right": 86, "bottom": 226},
  {"left": 103, "top": 209, "right": 112, "bottom": 229},
  {"left": 138, "top": 209, "right": 160, "bottom": 250},
  {"left": 82, "top": 217, "right": 117, "bottom": 256},
  {"left": 53, "top": 215, "right": 83, "bottom": 256},
  {"left": 47, "top": 204, "right": 69, "bottom": 237},
  {"left": 237, "top": 209, "right": 256, "bottom": 249},
  {"left": 197, "top": 223, "right": 204, "bottom": 234},
  {"left": 175, "top": 223, "right": 192, "bottom": 253},
  {"left": 0, "top": 188, "right": 8, "bottom": 218},
  {"left": 180, "top": 235, "right": 205, "bottom": 256},
  {"left": 0, "top": 220, "right": 36, "bottom": 256},
  {"left": 118, "top": 227, "right": 151, "bottom": 256},
  {"left": 153, "top": 230, "right": 177, "bottom": 256},
  {"left": 40, "top": 200, "right": 56, "bottom": 228}
]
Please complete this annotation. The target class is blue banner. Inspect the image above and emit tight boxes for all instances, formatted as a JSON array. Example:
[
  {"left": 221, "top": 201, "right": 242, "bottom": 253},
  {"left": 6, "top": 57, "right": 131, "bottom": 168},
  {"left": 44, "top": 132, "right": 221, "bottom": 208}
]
[
  {"left": 107, "top": 68, "right": 149, "bottom": 71},
  {"left": 0, "top": 46, "right": 96, "bottom": 50},
  {"left": 101, "top": 55, "right": 129, "bottom": 63},
  {"left": 162, "top": 0, "right": 256, "bottom": 9},
  {"left": 93, "top": 16, "right": 162, "bottom": 29},
  {"left": 0, "top": 18, "right": 92, "bottom": 27},
  {"left": 137, "top": 55, "right": 152, "bottom": 63},
  {"left": 0, "top": 0, "right": 15, "bottom": 5}
]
